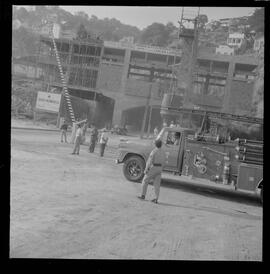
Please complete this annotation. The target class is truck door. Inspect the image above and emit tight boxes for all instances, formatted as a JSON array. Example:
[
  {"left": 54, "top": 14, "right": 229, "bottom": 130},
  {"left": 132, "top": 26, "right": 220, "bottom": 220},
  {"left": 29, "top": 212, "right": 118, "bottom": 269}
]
[{"left": 162, "top": 130, "right": 182, "bottom": 172}]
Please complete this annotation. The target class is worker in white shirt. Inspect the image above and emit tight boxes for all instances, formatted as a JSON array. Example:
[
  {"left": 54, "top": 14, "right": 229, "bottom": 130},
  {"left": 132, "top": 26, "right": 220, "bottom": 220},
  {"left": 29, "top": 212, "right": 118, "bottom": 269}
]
[
  {"left": 71, "top": 124, "right": 83, "bottom": 155},
  {"left": 99, "top": 128, "right": 109, "bottom": 157},
  {"left": 137, "top": 139, "right": 166, "bottom": 204}
]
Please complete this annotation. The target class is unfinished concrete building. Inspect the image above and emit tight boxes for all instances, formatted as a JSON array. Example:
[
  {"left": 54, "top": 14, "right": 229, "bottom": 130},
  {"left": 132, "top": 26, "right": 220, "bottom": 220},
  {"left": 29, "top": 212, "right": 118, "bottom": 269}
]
[
  {"left": 36, "top": 35, "right": 181, "bottom": 130},
  {"left": 34, "top": 33, "right": 259, "bottom": 131},
  {"left": 190, "top": 52, "right": 258, "bottom": 114},
  {"left": 36, "top": 35, "right": 114, "bottom": 126},
  {"left": 99, "top": 41, "right": 181, "bottom": 131}
]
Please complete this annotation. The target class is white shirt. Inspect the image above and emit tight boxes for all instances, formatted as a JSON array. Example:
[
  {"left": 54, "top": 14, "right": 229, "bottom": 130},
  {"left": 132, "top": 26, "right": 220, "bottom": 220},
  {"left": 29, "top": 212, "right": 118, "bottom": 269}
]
[
  {"left": 100, "top": 131, "right": 109, "bottom": 144},
  {"left": 75, "top": 127, "right": 82, "bottom": 137}
]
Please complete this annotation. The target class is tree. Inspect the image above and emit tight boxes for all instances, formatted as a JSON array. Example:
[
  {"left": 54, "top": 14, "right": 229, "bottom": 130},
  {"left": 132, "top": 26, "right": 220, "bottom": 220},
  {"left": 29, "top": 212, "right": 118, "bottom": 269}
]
[
  {"left": 197, "top": 14, "right": 208, "bottom": 30},
  {"left": 90, "top": 15, "right": 98, "bottom": 21},
  {"left": 140, "top": 22, "right": 172, "bottom": 47},
  {"left": 76, "top": 24, "right": 88, "bottom": 40},
  {"left": 248, "top": 8, "right": 264, "bottom": 32}
]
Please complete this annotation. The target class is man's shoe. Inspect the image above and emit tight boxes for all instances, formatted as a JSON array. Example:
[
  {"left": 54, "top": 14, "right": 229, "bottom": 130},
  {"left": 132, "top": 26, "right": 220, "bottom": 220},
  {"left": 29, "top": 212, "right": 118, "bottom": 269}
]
[
  {"left": 151, "top": 199, "right": 158, "bottom": 204},
  {"left": 137, "top": 195, "right": 145, "bottom": 200},
  {"left": 71, "top": 153, "right": 75, "bottom": 155}
]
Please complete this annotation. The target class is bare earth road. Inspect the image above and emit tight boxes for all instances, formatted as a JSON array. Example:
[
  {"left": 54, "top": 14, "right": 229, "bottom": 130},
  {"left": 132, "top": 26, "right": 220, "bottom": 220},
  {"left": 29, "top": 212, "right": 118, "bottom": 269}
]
[{"left": 10, "top": 128, "right": 263, "bottom": 260}]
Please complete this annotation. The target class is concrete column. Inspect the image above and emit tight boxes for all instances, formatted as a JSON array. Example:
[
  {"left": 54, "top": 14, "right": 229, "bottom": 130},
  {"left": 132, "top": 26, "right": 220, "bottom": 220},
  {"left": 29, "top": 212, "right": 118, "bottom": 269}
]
[
  {"left": 222, "top": 61, "right": 235, "bottom": 113},
  {"left": 112, "top": 48, "right": 131, "bottom": 126},
  {"left": 96, "top": 45, "right": 104, "bottom": 89},
  {"left": 166, "top": 55, "right": 169, "bottom": 66},
  {"left": 120, "top": 48, "right": 131, "bottom": 94},
  {"left": 210, "top": 61, "right": 213, "bottom": 74},
  {"left": 145, "top": 52, "right": 149, "bottom": 63},
  {"left": 112, "top": 99, "right": 124, "bottom": 126}
]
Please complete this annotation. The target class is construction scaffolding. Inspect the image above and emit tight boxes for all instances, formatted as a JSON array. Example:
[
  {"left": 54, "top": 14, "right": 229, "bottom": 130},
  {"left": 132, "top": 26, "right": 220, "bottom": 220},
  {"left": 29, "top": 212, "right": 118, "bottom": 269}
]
[{"left": 35, "top": 19, "right": 107, "bottom": 126}]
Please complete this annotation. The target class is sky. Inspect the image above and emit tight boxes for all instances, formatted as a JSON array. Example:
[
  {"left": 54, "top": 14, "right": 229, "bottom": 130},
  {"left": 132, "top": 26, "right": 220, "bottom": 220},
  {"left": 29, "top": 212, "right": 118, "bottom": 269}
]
[
  {"left": 59, "top": 6, "right": 257, "bottom": 29},
  {"left": 17, "top": 6, "right": 257, "bottom": 30}
]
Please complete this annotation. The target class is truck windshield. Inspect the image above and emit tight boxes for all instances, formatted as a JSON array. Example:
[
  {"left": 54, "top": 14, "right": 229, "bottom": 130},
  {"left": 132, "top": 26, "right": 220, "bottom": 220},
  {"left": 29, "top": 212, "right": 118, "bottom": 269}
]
[{"left": 156, "top": 128, "right": 181, "bottom": 146}]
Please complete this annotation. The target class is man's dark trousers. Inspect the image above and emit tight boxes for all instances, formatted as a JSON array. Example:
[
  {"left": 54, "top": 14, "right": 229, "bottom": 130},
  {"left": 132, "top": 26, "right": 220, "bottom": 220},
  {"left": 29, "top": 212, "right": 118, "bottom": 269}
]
[
  {"left": 100, "top": 143, "right": 106, "bottom": 157},
  {"left": 89, "top": 140, "right": 96, "bottom": 153}
]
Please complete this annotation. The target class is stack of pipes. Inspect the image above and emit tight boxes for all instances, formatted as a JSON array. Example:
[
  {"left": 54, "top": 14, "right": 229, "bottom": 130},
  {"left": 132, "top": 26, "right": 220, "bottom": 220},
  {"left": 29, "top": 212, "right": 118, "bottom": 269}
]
[{"left": 235, "top": 139, "right": 263, "bottom": 165}]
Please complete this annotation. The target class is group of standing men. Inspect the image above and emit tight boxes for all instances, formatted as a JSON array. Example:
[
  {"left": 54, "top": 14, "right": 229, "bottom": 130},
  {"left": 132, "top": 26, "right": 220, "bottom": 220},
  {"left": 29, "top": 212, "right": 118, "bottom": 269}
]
[
  {"left": 88, "top": 125, "right": 109, "bottom": 157},
  {"left": 60, "top": 119, "right": 109, "bottom": 157}
]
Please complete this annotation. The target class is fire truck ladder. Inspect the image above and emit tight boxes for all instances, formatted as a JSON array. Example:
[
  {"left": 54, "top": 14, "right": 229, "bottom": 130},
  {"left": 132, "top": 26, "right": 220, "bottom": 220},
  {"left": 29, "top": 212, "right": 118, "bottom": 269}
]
[
  {"left": 160, "top": 106, "right": 263, "bottom": 125},
  {"left": 48, "top": 22, "right": 76, "bottom": 124}
]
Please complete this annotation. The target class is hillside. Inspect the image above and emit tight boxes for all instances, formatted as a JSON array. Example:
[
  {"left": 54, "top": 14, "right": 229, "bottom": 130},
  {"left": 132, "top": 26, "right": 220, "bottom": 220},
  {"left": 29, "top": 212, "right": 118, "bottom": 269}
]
[{"left": 12, "top": 6, "right": 141, "bottom": 56}]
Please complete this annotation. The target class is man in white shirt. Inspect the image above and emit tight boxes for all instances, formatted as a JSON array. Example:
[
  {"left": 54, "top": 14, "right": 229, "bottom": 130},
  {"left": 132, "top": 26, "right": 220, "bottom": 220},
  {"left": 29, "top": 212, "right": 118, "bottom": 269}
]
[
  {"left": 71, "top": 124, "right": 83, "bottom": 155},
  {"left": 137, "top": 139, "right": 166, "bottom": 204},
  {"left": 99, "top": 128, "right": 109, "bottom": 157}
]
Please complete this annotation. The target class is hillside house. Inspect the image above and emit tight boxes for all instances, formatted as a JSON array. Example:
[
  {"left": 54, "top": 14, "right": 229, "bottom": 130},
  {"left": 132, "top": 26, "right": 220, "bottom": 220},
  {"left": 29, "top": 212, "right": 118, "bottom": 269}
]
[
  {"left": 216, "top": 45, "right": 234, "bottom": 55},
  {"left": 253, "top": 33, "right": 264, "bottom": 52},
  {"left": 227, "top": 33, "right": 245, "bottom": 49}
]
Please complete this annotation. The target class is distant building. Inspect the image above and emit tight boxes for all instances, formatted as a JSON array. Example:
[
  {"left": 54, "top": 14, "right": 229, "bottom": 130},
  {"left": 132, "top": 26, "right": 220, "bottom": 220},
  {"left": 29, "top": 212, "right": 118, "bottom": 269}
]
[
  {"left": 216, "top": 45, "right": 234, "bottom": 55},
  {"left": 227, "top": 33, "right": 245, "bottom": 49},
  {"left": 119, "top": 36, "right": 134, "bottom": 44},
  {"left": 219, "top": 18, "right": 231, "bottom": 29},
  {"left": 60, "top": 29, "right": 76, "bottom": 39},
  {"left": 253, "top": 33, "right": 264, "bottom": 52}
]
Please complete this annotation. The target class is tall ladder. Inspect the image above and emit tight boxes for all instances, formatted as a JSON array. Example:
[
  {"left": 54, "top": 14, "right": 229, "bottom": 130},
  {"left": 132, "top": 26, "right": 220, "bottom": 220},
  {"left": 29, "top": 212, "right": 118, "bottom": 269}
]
[
  {"left": 178, "top": 7, "right": 200, "bottom": 107},
  {"left": 48, "top": 21, "right": 76, "bottom": 124}
]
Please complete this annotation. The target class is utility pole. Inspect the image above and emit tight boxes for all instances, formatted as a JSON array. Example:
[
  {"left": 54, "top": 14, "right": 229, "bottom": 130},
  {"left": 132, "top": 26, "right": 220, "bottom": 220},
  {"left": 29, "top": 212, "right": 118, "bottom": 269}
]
[
  {"left": 146, "top": 105, "right": 153, "bottom": 138},
  {"left": 140, "top": 66, "right": 154, "bottom": 139}
]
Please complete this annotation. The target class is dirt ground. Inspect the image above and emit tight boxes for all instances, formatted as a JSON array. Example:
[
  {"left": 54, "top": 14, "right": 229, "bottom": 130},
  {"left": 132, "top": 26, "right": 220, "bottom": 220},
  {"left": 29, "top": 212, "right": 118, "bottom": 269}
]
[{"left": 10, "top": 126, "right": 263, "bottom": 260}]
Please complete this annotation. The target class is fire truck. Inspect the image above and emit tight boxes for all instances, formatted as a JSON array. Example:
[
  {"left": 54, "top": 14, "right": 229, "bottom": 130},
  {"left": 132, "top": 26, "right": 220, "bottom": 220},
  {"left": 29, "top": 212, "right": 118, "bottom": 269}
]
[{"left": 116, "top": 106, "right": 263, "bottom": 203}]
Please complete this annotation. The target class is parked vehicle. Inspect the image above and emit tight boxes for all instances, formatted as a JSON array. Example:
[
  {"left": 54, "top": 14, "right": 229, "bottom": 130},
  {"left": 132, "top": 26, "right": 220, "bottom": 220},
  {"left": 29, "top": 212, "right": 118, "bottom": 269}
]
[
  {"left": 111, "top": 125, "right": 128, "bottom": 135},
  {"left": 116, "top": 109, "right": 263, "bottom": 203}
]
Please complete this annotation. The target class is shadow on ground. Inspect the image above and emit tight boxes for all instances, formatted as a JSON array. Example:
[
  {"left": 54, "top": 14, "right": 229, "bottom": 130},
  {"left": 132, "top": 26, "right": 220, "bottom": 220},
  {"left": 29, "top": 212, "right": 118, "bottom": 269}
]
[{"left": 159, "top": 177, "right": 262, "bottom": 207}]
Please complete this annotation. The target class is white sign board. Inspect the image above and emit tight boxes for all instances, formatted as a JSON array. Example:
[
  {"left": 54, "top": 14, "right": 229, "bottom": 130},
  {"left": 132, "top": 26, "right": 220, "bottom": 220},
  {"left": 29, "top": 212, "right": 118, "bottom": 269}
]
[
  {"left": 52, "top": 23, "right": 61, "bottom": 39},
  {"left": 36, "top": 91, "right": 61, "bottom": 113}
]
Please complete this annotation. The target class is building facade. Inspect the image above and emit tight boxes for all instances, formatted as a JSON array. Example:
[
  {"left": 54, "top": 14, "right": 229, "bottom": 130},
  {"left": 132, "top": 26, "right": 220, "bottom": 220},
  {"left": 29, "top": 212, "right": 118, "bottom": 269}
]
[
  {"left": 253, "top": 33, "right": 264, "bottom": 52},
  {"left": 34, "top": 34, "right": 259, "bottom": 131},
  {"left": 190, "top": 52, "right": 258, "bottom": 116},
  {"left": 227, "top": 32, "right": 245, "bottom": 49}
]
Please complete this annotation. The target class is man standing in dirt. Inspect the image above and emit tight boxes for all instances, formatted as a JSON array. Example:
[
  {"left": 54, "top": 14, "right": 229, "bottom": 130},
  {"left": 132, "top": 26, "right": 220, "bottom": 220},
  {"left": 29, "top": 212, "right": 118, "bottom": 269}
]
[
  {"left": 60, "top": 119, "right": 68, "bottom": 143},
  {"left": 137, "top": 139, "right": 166, "bottom": 204},
  {"left": 71, "top": 124, "right": 83, "bottom": 155},
  {"left": 99, "top": 128, "right": 109, "bottom": 157},
  {"left": 89, "top": 125, "right": 98, "bottom": 153}
]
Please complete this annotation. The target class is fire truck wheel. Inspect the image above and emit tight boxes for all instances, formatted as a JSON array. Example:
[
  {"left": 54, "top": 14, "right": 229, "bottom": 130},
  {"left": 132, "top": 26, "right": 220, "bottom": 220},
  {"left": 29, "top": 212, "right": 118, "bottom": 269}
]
[{"left": 123, "top": 156, "right": 145, "bottom": 182}]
